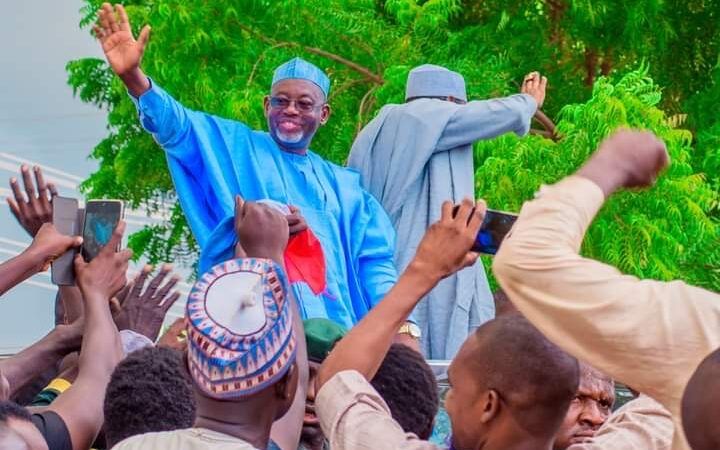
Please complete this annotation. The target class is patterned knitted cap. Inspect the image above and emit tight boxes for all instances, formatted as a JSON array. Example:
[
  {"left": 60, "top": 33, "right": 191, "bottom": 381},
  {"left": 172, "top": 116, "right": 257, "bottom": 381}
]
[{"left": 186, "top": 258, "right": 296, "bottom": 399}]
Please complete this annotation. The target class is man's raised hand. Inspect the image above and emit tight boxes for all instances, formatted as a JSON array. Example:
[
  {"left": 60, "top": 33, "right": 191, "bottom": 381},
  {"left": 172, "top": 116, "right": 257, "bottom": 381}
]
[
  {"left": 94, "top": 3, "right": 151, "bottom": 96},
  {"left": 577, "top": 129, "right": 670, "bottom": 197},
  {"left": 234, "top": 195, "right": 290, "bottom": 264},
  {"left": 74, "top": 221, "right": 132, "bottom": 301},
  {"left": 410, "top": 198, "right": 485, "bottom": 283},
  {"left": 113, "top": 264, "right": 182, "bottom": 342},
  {"left": 521, "top": 71, "right": 547, "bottom": 109},
  {"left": 7, "top": 165, "right": 58, "bottom": 237}
]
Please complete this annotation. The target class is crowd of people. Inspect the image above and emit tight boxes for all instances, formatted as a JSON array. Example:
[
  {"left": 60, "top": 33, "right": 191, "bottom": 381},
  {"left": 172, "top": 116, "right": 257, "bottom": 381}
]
[{"left": 0, "top": 2, "right": 718, "bottom": 450}]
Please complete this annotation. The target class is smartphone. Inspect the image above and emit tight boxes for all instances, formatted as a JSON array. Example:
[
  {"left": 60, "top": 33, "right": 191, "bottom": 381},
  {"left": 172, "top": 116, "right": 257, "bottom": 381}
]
[
  {"left": 452, "top": 206, "right": 518, "bottom": 255},
  {"left": 80, "top": 200, "right": 125, "bottom": 262},
  {"left": 51, "top": 197, "right": 80, "bottom": 285}
]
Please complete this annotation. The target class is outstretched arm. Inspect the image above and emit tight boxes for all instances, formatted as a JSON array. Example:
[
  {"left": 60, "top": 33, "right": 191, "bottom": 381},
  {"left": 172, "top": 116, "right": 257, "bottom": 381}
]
[
  {"left": 436, "top": 72, "right": 547, "bottom": 150},
  {"left": 0, "top": 224, "right": 82, "bottom": 297},
  {"left": 317, "top": 199, "right": 485, "bottom": 389},
  {"left": 47, "top": 222, "right": 131, "bottom": 450},
  {"left": 492, "top": 130, "right": 719, "bottom": 419}
]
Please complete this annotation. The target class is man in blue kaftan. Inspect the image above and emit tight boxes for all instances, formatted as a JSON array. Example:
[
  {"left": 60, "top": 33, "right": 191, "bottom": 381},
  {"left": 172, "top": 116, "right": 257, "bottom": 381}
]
[{"left": 94, "top": 4, "right": 411, "bottom": 337}]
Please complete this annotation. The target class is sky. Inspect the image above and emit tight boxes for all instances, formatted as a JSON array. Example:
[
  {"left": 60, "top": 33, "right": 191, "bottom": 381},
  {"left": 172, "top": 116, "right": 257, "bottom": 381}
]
[{"left": 0, "top": 1, "right": 186, "bottom": 353}]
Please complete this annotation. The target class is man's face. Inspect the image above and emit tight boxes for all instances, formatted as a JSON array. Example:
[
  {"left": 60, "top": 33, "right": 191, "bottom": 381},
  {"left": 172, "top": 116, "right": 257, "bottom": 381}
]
[
  {"left": 264, "top": 79, "right": 330, "bottom": 152},
  {"left": 301, "top": 361, "right": 324, "bottom": 448},
  {"left": 444, "top": 338, "right": 489, "bottom": 450},
  {"left": 553, "top": 368, "right": 614, "bottom": 449}
]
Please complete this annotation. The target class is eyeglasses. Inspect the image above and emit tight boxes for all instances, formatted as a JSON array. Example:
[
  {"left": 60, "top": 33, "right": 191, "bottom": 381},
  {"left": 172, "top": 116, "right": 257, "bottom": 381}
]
[{"left": 269, "top": 96, "right": 322, "bottom": 114}]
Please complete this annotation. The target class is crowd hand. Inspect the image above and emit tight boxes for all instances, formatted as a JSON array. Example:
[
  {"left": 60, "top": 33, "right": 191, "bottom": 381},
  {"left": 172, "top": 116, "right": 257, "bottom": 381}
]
[
  {"left": 7, "top": 165, "right": 59, "bottom": 237},
  {"left": 112, "top": 264, "right": 182, "bottom": 342},
  {"left": 521, "top": 71, "right": 547, "bottom": 109},
  {"left": 94, "top": 3, "right": 150, "bottom": 77},
  {"left": 26, "top": 223, "right": 83, "bottom": 272},
  {"left": 287, "top": 205, "right": 308, "bottom": 236},
  {"left": 234, "top": 195, "right": 290, "bottom": 262},
  {"left": 410, "top": 198, "right": 485, "bottom": 282},
  {"left": 157, "top": 318, "right": 188, "bottom": 351},
  {"left": 577, "top": 129, "right": 670, "bottom": 197},
  {"left": 74, "top": 221, "right": 132, "bottom": 300},
  {"left": 54, "top": 316, "right": 85, "bottom": 352}
]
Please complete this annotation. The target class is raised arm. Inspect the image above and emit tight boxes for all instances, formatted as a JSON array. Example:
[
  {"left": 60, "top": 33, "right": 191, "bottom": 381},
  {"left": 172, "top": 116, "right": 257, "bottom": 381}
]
[
  {"left": 317, "top": 198, "right": 485, "bottom": 389},
  {"left": 436, "top": 72, "right": 546, "bottom": 151},
  {"left": 0, "top": 321, "right": 81, "bottom": 400},
  {"left": 95, "top": 3, "right": 198, "bottom": 149},
  {"left": 47, "top": 222, "right": 131, "bottom": 450},
  {"left": 0, "top": 224, "right": 82, "bottom": 297},
  {"left": 94, "top": 3, "right": 151, "bottom": 97},
  {"left": 492, "top": 130, "right": 720, "bottom": 418}
]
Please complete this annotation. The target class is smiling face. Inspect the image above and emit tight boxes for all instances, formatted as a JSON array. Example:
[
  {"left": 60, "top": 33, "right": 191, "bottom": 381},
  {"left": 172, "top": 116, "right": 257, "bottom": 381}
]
[{"left": 263, "top": 79, "right": 330, "bottom": 154}]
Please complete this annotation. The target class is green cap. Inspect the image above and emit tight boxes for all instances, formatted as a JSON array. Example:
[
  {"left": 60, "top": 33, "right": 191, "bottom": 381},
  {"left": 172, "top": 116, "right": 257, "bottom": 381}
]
[{"left": 304, "top": 318, "right": 347, "bottom": 363}]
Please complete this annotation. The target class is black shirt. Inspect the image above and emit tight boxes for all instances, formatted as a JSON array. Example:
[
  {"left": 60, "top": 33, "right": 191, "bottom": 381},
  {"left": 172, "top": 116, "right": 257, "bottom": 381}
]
[{"left": 31, "top": 411, "right": 72, "bottom": 450}]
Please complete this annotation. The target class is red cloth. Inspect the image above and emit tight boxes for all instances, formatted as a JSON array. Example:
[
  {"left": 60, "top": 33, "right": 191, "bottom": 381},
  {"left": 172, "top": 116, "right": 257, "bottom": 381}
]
[{"left": 284, "top": 229, "right": 327, "bottom": 295}]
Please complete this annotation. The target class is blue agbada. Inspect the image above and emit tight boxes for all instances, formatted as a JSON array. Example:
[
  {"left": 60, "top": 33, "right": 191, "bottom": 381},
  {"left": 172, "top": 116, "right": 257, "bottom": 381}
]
[{"left": 129, "top": 80, "right": 398, "bottom": 329}]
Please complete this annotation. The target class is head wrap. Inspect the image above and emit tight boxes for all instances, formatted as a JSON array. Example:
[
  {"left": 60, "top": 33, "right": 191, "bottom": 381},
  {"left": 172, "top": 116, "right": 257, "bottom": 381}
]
[
  {"left": 272, "top": 57, "right": 331, "bottom": 98},
  {"left": 304, "top": 318, "right": 347, "bottom": 363},
  {"left": 186, "top": 258, "right": 296, "bottom": 399},
  {"left": 405, "top": 64, "right": 467, "bottom": 101}
]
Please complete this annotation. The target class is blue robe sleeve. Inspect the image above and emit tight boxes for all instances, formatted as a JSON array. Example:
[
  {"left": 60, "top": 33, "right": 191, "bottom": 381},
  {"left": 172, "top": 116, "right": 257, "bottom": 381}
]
[
  {"left": 436, "top": 94, "right": 537, "bottom": 151},
  {"left": 129, "top": 80, "right": 253, "bottom": 249}
]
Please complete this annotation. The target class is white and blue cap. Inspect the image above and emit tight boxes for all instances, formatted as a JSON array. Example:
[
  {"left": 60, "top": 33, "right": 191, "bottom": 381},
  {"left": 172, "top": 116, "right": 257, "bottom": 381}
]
[
  {"left": 405, "top": 64, "right": 467, "bottom": 102},
  {"left": 272, "top": 57, "right": 331, "bottom": 98}
]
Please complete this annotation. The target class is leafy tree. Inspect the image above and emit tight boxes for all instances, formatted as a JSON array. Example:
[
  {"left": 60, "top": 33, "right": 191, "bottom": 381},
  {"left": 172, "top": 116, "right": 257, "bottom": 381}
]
[
  {"left": 67, "top": 0, "right": 720, "bottom": 289},
  {"left": 476, "top": 68, "right": 720, "bottom": 290}
]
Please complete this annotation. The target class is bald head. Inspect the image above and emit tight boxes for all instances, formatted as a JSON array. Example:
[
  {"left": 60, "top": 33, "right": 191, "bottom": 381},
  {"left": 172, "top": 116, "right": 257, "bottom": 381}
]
[
  {"left": 469, "top": 314, "right": 579, "bottom": 434},
  {"left": 682, "top": 347, "right": 720, "bottom": 450}
]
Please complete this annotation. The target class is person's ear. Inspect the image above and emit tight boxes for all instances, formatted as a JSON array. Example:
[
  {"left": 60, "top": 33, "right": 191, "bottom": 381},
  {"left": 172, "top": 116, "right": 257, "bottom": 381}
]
[
  {"left": 319, "top": 104, "right": 331, "bottom": 125},
  {"left": 263, "top": 95, "right": 271, "bottom": 118},
  {"left": 479, "top": 389, "right": 501, "bottom": 423}
]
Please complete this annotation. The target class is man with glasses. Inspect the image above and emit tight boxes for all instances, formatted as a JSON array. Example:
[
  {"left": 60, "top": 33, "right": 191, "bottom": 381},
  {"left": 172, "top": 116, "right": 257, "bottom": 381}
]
[
  {"left": 348, "top": 64, "right": 546, "bottom": 359},
  {"left": 93, "top": 4, "right": 409, "bottom": 341}
]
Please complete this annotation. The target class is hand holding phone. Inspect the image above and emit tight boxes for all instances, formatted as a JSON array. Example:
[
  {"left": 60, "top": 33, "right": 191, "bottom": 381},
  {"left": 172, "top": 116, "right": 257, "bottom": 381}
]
[
  {"left": 452, "top": 206, "right": 517, "bottom": 255},
  {"left": 81, "top": 200, "right": 125, "bottom": 262}
]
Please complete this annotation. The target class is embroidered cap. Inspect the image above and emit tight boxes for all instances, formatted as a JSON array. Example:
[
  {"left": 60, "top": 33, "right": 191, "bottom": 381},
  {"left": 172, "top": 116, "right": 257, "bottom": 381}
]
[
  {"left": 272, "top": 57, "right": 331, "bottom": 98},
  {"left": 186, "top": 258, "right": 296, "bottom": 399}
]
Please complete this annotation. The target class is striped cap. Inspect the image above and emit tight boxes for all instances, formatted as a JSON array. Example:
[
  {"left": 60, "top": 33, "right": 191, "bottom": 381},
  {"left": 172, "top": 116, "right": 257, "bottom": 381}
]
[{"left": 186, "top": 258, "right": 296, "bottom": 399}]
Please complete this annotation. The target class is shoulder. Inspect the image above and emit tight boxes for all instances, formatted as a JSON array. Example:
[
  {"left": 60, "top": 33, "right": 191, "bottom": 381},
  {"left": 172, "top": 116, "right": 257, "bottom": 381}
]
[{"left": 111, "top": 429, "right": 186, "bottom": 449}]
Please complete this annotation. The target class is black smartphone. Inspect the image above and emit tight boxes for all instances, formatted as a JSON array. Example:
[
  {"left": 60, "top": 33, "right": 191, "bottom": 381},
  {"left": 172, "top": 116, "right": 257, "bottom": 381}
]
[
  {"left": 80, "top": 200, "right": 125, "bottom": 262},
  {"left": 452, "top": 206, "right": 518, "bottom": 255},
  {"left": 51, "top": 197, "right": 80, "bottom": 285}
]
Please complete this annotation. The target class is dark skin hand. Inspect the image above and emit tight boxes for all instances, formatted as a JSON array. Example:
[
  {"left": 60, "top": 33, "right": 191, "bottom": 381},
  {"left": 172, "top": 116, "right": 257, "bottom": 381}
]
[
  {"left": 0, "top": 320, "right": 82, "bottom": 400},
  {"left": 47, "top": 222, "right": 130, "bottom": 450},
  {"left": 7, "top": 165, "right": 58, "bottom": 237},
  {"left": 94, "top": 3, "right": 151, "bottom": 97},
  {"left": 112, "top": 263, "right": 182, "bottom": 341},
  {"left": 230, "top": 197, "right": 308, "bottom": 450},
  {"left": 0, "top": 223, "right": 82, "bottom": 297},
  {"left": 317, "top": 198, "right": 485, "bottom": 389},
  {"left": 577, "top": 129, "right": 670, "bottom": 197},
  {"left": 287, "top": 205, "right": 308, "bottom": 236},
  {"left": 156, "top": 317, "right": 187, "bottom": 351}
]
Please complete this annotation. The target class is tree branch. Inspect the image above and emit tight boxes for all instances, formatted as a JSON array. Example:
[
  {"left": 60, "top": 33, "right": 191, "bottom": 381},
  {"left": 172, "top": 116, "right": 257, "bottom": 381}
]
[{"left": 235, "top": 22, "right": 384, "bottom": 85}]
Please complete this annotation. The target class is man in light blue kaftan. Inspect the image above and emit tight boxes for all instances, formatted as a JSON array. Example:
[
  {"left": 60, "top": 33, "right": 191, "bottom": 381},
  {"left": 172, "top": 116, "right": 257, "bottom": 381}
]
[
  {"left": 348, "top": 65, "right": 547, "bottom": 359},
  {"left": 98, "top": 14, "right": 406, "bottom": 333}
]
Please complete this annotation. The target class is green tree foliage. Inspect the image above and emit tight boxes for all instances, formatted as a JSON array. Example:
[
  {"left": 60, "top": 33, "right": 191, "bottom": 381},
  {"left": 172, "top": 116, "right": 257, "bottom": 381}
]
[
  {"left": 67, "top": 0, "right": 720, "bottom": 288},
  {"left": 476, "top": 68, "right": 720, "bottom": 290}
]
